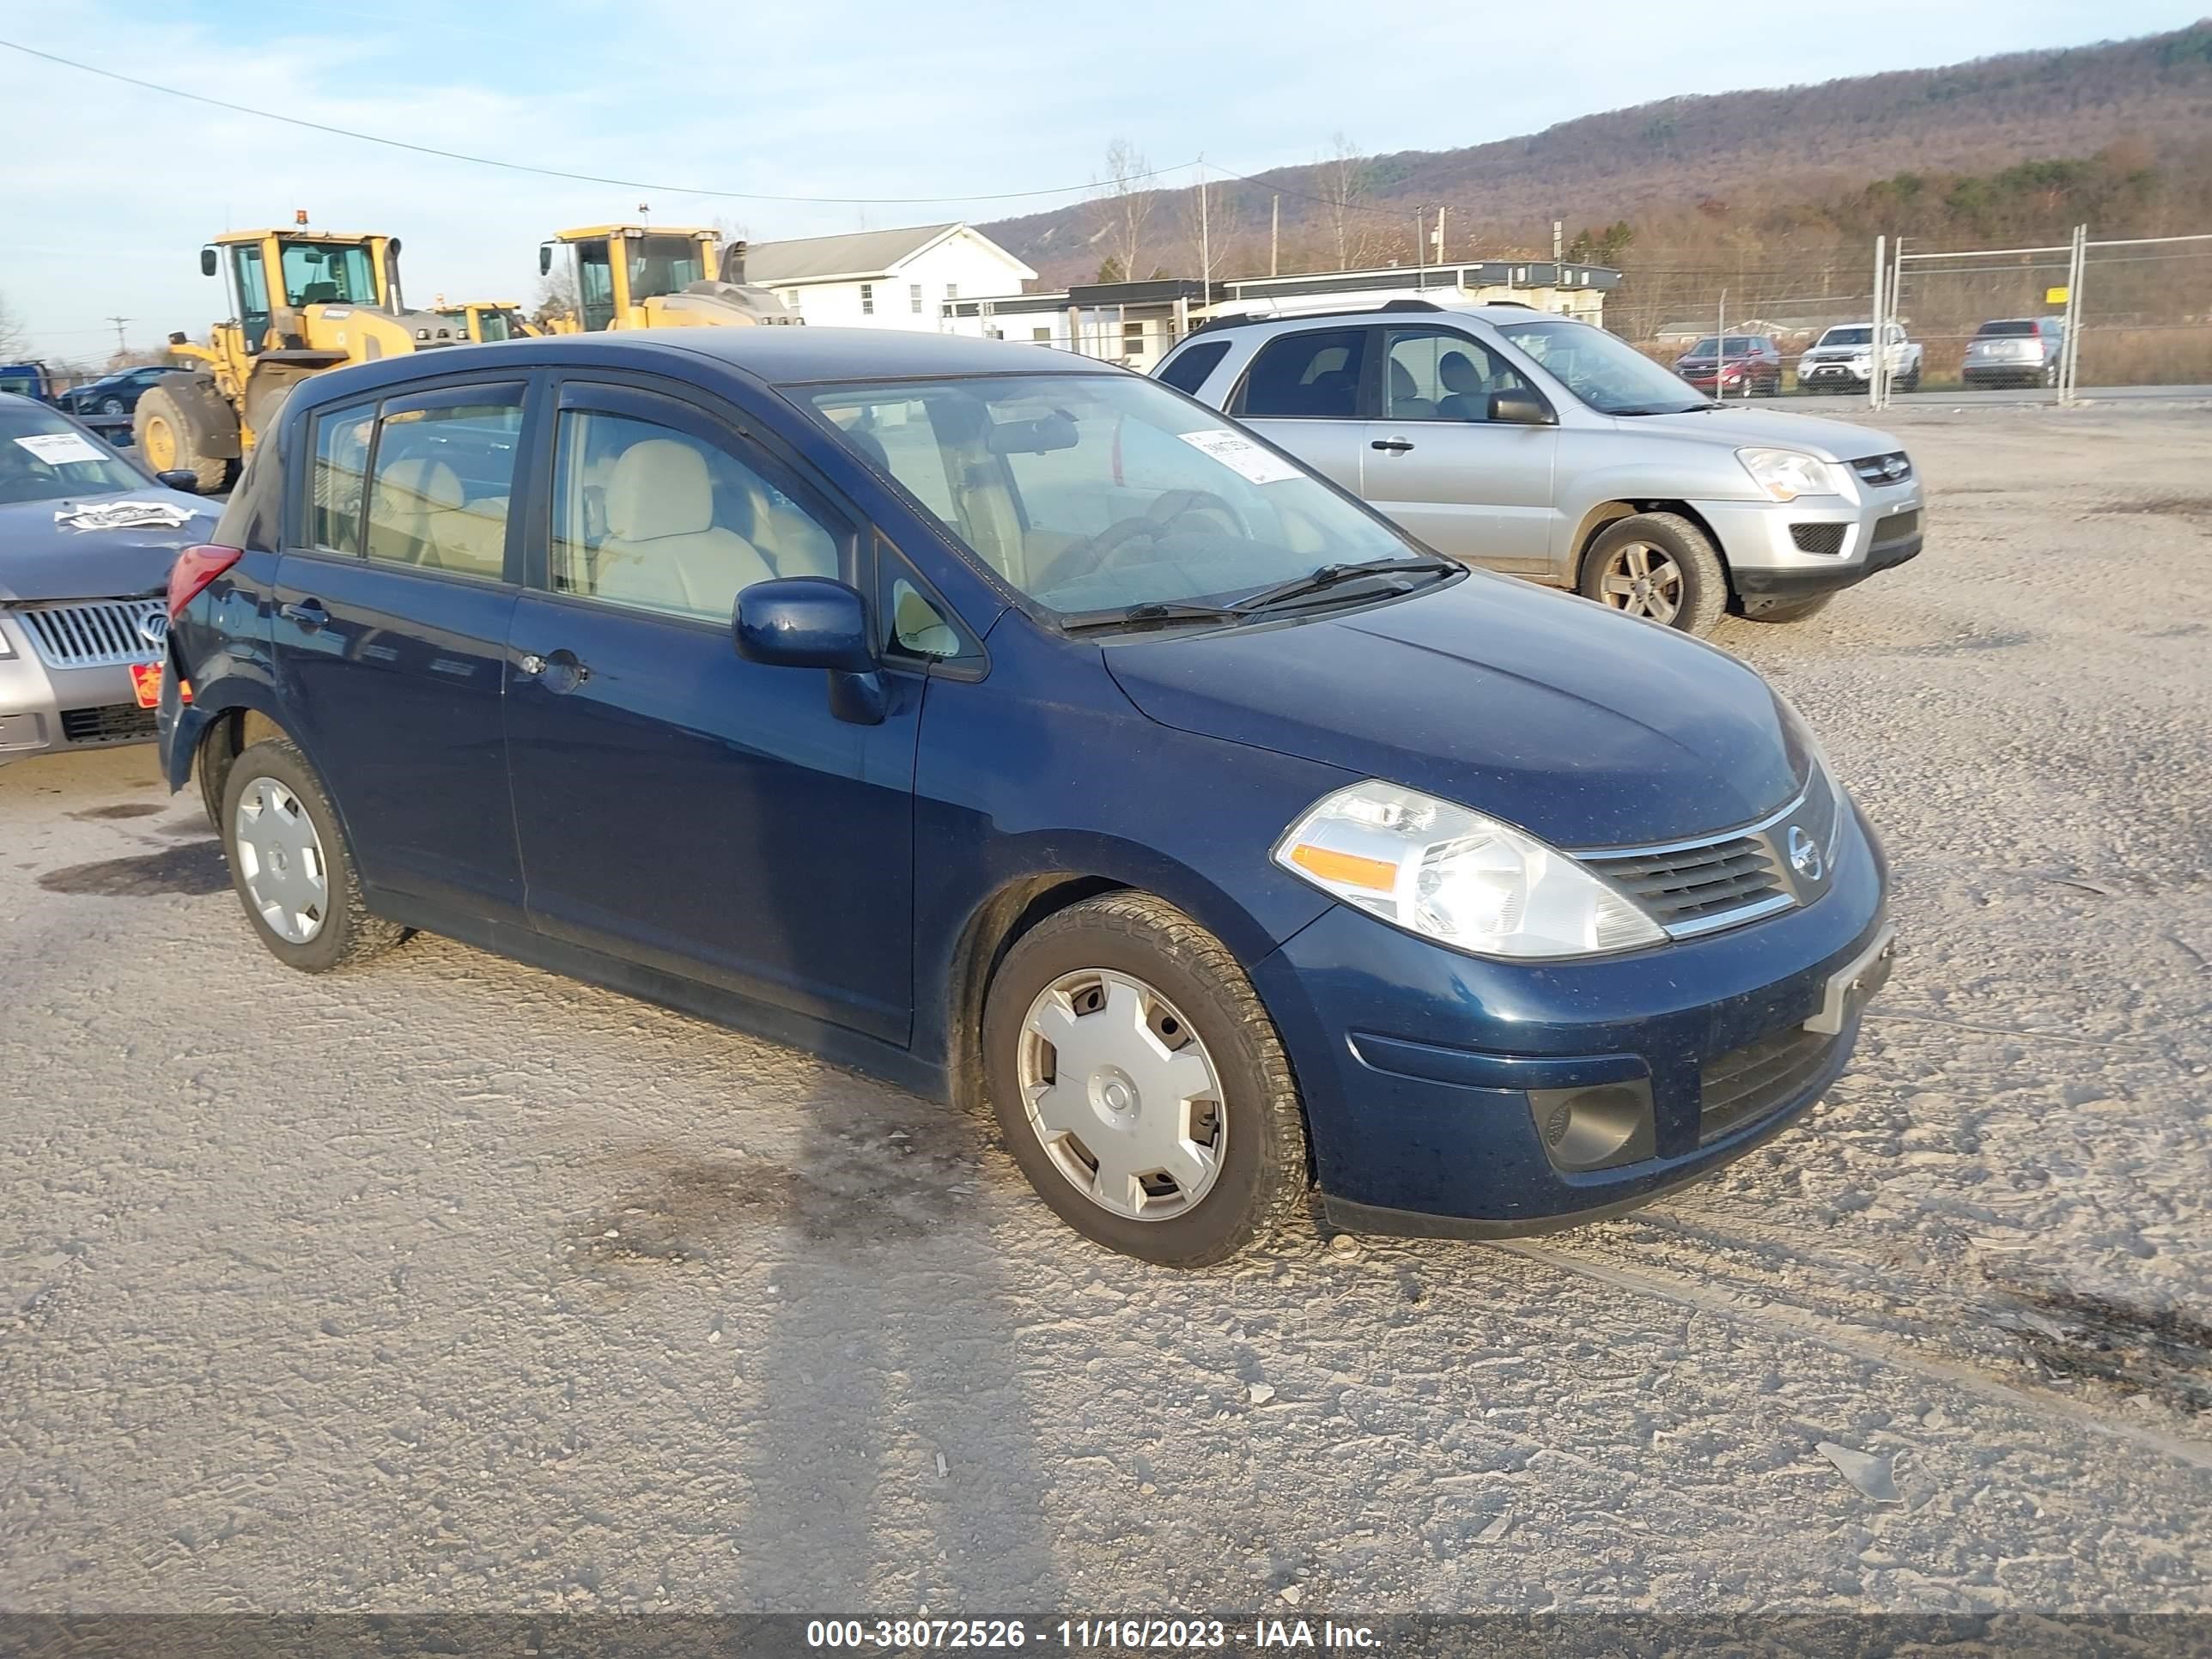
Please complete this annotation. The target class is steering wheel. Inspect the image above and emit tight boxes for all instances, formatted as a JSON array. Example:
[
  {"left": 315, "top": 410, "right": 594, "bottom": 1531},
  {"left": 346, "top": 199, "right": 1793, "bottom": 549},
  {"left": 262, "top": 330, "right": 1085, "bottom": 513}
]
[{"left": 1032, "top": 489, "right": 1243, "bottom": 595}]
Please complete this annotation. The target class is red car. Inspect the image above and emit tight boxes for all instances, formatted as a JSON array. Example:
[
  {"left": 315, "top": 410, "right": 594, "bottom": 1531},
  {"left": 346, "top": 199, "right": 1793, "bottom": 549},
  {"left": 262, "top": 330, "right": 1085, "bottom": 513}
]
[{"left": 1674, "top": 335, "right": 1783, "bottom": 398}]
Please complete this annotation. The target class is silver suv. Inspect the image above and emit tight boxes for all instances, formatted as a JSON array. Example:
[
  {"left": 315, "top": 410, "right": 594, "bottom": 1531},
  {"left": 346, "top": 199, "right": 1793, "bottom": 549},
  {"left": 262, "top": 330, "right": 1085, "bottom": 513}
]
[{"left": 1155, "top": 302, "right": 1924, "bottom": 634}]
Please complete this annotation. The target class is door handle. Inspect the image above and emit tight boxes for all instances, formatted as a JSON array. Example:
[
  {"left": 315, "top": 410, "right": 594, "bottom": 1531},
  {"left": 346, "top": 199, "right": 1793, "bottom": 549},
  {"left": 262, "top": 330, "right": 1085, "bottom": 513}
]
[
  {"left": 1370, "top": 438, "right": 1416, "bottom": 453},
  {"left": 279, "top": 599, "right": 329, "bottom": 629}
]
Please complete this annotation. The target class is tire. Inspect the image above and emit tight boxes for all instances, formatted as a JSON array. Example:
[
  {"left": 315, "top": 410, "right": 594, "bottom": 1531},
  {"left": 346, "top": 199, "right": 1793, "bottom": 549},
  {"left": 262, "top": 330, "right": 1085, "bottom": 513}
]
[
  {"left": 220, "top": 737, "right": 407, "bottom": 973},
  {"left": 132, "top": 382, "right": 232, "bottom": 494},
  {"left": 982, "top": 891, "right": 1309, "bottom": 1267},
  {"left": 1577, "top": 512, "right": 1729, "bottom": 636},
  {"left": 1741, "top": 592, "right": 1834, "bottom": 624},
  {"left": 99, "top": 395, "right": 126, "bottom": 416}
]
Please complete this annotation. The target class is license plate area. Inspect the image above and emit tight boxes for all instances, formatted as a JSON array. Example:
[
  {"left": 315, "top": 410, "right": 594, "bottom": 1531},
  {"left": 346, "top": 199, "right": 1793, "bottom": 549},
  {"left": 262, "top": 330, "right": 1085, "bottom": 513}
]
[{"left": 129, "top": 662, "right": 190, "bottom": 708}]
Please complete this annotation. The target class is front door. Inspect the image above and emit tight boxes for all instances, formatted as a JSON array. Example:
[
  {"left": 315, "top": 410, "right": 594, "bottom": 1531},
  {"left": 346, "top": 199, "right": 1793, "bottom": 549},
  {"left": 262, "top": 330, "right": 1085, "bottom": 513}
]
[
  {"left": 231, "top": 246, "right": 272, "bottom": 356},
  {"left": 270, "top": 380, "right": 531, "bottom": 915},
  {"left": 501, "top": 378, "right": 921, "bottom": 1045},
  {"left": 1352, "top": 326, "right": 1559, "bottom": 573}
]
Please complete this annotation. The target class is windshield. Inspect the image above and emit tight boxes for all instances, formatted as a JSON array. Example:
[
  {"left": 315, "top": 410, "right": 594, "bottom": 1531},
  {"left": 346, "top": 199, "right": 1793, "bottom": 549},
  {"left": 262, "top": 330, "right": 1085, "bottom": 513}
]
[
  {"left": 627, "top": 234, "right": 708, "bottom": 302},
  {"left": 0, "top": 405, "right": 144, "bottom": 504},
  {"left": 1494, "top": 319, "right": 1711, "bottom": 416},
  {"left": 1819, "top": 326, "right": 1872, "bottom": 347},
  {"left": 278, "top": 240, "right": 378, "bottom": 307},
  {"left": 806, "top": 373, "right": 1419, "bottom": 617}
]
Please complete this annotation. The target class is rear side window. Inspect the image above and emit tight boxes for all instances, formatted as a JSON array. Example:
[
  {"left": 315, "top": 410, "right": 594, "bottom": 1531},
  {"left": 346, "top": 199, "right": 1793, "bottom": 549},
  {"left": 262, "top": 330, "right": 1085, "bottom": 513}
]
[
  {"left": 308, "top": 400, "right": 376, "bottom": 556},
  {"left": 363, "top": 392, "right": 524, "bottom": 580},
  {"left": 1156, "top": 338, "right": 1231, "bottom": 395},
  {"left": 1234, "top": 329, "right": 1368, "bottom": 419}
]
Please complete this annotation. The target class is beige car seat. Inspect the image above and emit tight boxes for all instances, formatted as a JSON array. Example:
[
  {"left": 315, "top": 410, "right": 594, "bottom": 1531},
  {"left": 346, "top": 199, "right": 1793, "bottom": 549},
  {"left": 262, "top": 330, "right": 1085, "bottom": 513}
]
[{"left": 598, "top": 438, "right": 775, "bottom": 616}]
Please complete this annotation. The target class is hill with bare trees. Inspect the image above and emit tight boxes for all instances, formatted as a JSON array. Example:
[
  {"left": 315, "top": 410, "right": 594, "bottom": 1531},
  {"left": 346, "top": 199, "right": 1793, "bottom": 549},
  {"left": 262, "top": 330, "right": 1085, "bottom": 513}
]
[{"left": 983, "top": 21, "right": 2212, "bottom": 291}]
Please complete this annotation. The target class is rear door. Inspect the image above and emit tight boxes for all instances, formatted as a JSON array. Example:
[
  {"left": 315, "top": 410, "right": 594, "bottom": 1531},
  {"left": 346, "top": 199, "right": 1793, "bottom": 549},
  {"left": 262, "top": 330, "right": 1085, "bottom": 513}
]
[
  {"left": 1226, "top": 326, "right": 1372, "bottom": 497},
  {"left": 501, "top": 375, "right": 921, "bottom": 1044},
  {"left": 1348, "top": 325, "right": 1558, "bottom": 572},
  {"left": 270, "top": 378, "right": 532, "bottom": 916}
]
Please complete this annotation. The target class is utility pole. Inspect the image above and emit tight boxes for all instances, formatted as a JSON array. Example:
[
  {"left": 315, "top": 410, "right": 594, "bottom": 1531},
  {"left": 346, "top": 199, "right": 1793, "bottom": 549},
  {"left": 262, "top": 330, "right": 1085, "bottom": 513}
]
[
  {"left": 1433, "top": 206, "right": 1447, "bottom": 268},
  {"left": 1197, "top": 155, "right": 1210, "bottom": 291},
  {"left": 1553, "top": 219, "right": 1563, "bottom": 262},
  {"left": 106, "top": 316, "right": 130, "bottom": 356},
  {"left": 1413, "top": 210, "right": 1425, "bottom": 287},
  {"left": 1270, "top": 194, "right": 1279, "bottom": 277}
]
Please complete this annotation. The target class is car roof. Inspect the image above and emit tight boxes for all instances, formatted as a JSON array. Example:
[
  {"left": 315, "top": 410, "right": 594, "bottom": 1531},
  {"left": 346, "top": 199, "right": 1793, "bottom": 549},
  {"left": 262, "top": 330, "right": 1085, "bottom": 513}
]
[{"left": 595, "top": 326, "right": 1121, "bottom": 386}]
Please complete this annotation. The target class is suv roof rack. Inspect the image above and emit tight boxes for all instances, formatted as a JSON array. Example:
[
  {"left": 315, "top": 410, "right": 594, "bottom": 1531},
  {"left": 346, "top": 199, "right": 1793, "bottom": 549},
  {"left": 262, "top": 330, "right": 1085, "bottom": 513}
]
[{"left": 1188, "top": 295, "right": 1458, "bottom": 335}]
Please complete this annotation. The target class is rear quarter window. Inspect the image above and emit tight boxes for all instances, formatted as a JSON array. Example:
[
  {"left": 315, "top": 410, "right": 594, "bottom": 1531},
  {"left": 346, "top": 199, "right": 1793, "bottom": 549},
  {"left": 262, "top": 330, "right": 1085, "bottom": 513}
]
[{"left": 1156, "top": 338, "right": 1231, "bottom": 395}]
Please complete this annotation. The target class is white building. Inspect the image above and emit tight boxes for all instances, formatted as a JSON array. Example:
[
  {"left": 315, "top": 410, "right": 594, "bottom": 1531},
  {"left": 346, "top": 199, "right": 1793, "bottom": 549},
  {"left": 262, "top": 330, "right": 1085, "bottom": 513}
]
[
  {"left": 744, "top": 223, "right": 1036, "bottom": 330},
  {"left": 1206, "top": 260, "right": 1620, "bottom": 326},
  {"left": 941, "top": 279, "right": 1210, "bottom": 372}
]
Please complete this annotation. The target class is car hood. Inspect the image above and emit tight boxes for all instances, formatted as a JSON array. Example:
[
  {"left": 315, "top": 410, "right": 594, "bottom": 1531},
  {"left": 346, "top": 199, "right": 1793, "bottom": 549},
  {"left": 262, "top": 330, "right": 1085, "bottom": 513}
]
[
  {"left": 1103, "top": 572, "right": 1805, "bottom": 848},
  {"left": 0, "top": 488, "right": 218, "bottom": 604},
  {"left": 1619, "top": 405, "right": 1900, "bottom": 460},
  {"left": 1802, "top": 346, "right": 1872, "bottom": 359}
]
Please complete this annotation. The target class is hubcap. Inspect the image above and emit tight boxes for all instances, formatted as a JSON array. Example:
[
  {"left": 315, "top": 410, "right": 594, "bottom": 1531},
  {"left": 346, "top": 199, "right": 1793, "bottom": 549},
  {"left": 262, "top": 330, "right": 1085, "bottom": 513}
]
[
  {"left": 1598, "top": 541, "right": 1684, "bottom": 624},
  {"left": 1018, "top": 969, "right": 1224, "bottom": 1221},
  {"left": 143, "top": 415, "right": 177, "bottom": 471},
  {"left": 233, "top": 778, "right": 329, "bottom": 944}
]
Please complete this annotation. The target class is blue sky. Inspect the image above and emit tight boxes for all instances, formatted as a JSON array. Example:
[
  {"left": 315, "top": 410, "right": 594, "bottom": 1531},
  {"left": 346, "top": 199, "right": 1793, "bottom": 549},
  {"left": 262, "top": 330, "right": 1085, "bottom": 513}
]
[{"left": 0, "top": 0, "right": 2197, "bottom": 360}]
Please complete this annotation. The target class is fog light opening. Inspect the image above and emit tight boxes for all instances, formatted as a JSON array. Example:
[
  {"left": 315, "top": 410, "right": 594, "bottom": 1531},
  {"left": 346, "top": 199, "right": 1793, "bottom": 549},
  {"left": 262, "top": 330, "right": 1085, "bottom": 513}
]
[{"left": 1528, "top": 1079, "right": 1656, "bottom": 1173}]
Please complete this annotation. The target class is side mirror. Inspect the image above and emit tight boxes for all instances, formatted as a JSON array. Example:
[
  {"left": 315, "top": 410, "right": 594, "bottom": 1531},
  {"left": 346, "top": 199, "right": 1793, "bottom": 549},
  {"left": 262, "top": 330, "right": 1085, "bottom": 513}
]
[
  {"left": 1488, "top": 388, "right": 1553, "bottom": 426},
  {"left": 735, "top": 577, "right": 878, "bottom": 673},
  {"left": 155, "top": 469, "right": 202, "bottom": 494},
  {"left": 199, "top": 246, "right": 217, "bottom": 277},
  {"left": 538, "top": 244, "right": 554, "bottom": 277}
]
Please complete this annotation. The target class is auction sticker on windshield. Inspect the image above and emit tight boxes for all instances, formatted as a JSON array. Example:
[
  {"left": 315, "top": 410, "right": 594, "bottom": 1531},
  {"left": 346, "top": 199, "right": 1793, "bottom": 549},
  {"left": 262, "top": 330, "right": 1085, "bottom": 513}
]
[
  {"left": 1177, "top": 428, "right": 1303, "bottom": 485},
  {"left": 15, "top": 431, "right": 108, "bottom": 465}
]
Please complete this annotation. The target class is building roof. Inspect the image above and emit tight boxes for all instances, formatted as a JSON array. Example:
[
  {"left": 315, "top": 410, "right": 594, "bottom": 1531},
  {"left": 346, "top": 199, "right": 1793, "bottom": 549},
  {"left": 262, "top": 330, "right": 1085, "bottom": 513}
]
[{"left": 747, "top": 223, "right": 1020, "bottom": 286}]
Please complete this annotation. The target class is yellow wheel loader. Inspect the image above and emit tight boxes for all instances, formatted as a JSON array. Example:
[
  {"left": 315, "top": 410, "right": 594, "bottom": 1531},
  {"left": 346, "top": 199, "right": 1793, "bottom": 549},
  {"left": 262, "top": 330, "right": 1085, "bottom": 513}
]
[
  {"left": 433, "top": 299, "right": 542, "bottom": 343},
  {"left": 138, "top": 224, "right": 462, "bottom": 491},
  {"left": 538, "top": 226, "right": 795, "bottom": 332}
]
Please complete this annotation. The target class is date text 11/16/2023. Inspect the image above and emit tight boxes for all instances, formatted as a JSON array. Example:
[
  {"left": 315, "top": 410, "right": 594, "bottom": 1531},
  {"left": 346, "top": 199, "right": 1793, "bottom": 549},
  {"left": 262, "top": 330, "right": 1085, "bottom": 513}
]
[{"left": 805, "top": 1618, "right": 1382, "bottom": 1649}]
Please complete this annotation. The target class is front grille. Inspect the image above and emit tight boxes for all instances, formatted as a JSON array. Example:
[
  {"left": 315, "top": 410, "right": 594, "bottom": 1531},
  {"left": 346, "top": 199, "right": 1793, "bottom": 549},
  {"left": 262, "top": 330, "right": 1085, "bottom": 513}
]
[
  {"left": 1582, "top": 769, "right": 1842, "bottom": 939},
  {"left": 1790, "top": 522, "right": 1848, "bottom": 556},
  {"left": 1700, "top": 1024, "right": 1840, "bottom": 1143},
  {"left": 59, "top": 703, "right": 157, "bottom": 744},
  {"left": 1584, "top": 835, "right": 1786, "bottom": 930},
  {"left": 17, "top": 599, "right": 164, "bottom": 670},
  {"left": 1850, "top": 451, "right": 1914, "bottom": 487},
  {"left": 1872, "top": 508, "right": 1919, "bottom": 545}
]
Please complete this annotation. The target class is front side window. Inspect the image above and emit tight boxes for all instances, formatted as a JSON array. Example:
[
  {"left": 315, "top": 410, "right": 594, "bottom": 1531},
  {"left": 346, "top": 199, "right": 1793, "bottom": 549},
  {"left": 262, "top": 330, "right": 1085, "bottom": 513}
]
[
  {"left": 625, "top": 234, "right": 705, "bottom": 303},
  {"left": 0, "top": 404, "right": 143, "bottom": 505},
  {"left": 810, "top": 372, "right": 1413, "bottom": 617},
  {"left": 363, "top": 392, "right": 523, "bottom": 579},
  {"left": 233, "top": 246, "right": 272, "bottom": 351},
  {"left": 1495, "top": 317, "right": 1710, "bottom": 416},
  {"left": 576, "top": 242, "right": 617, "bottom": 331},
  {"left": 550, "top": 409, "right": 839, "bottom": 623},
  {"left": 279, "top": 241, "right": 375, "bottom": 307},
  {"left": 1234, "top": 328, "right": 1368, "bottom": 419},
  {"left": 309, "top": 399, "right": 376, "bottom": 554},
  {"left": 1383, "top": 330, "right": 1528, "bottom": 422}
]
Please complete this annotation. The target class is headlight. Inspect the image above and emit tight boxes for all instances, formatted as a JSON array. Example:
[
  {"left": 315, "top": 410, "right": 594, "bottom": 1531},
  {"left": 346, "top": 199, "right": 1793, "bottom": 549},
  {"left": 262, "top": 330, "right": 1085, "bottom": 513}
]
[
  {"left": 0, "top": 622, "right": 15, "bottom": 659},
  {"left": 1738, "top": 447, "right": 1841, "bottom": 502},
  {"left": 1273, "top": 781, "right": 1665, "bottom": 960}
]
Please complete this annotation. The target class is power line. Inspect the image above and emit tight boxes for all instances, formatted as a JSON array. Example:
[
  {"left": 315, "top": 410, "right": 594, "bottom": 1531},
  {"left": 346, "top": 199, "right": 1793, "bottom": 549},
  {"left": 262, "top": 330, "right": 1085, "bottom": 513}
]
[{"left": 0, "top": 37, "right": 1199, "bottom": 207}]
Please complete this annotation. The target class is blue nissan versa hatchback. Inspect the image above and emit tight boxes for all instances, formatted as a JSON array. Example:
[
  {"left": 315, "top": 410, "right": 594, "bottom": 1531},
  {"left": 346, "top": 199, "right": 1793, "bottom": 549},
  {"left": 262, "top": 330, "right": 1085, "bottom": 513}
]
[{"left": 160, "top": 329, "right": 1893, "bottom": 1267}]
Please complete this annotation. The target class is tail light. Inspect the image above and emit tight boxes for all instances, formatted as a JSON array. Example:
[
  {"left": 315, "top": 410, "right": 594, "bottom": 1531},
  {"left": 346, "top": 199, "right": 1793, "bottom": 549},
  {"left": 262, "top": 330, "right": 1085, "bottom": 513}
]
[{"left": 167, "top": 544, "right": 242, "bottom": 619}]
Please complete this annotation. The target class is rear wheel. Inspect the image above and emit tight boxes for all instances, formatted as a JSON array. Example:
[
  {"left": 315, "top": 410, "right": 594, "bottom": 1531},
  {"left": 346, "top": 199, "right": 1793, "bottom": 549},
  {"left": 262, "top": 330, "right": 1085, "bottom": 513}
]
[
  {"left": 133, "top": 382, "right": 233, "bottom": 493},
  {"left": 220, "top": 738, "right": 407, "bottom": 973},
  {"left": 1578, "top": 513, "right": 1729, "bottom": 635},
  {"left": 982, "top": 891, "right": 1308, "bottom": 1267}
]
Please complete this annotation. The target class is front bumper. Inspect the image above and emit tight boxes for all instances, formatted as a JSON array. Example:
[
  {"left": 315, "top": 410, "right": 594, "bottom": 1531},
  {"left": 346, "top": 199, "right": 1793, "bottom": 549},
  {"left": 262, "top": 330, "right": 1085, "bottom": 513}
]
[
  {"left": 1692, "top": 471, "right": 1924, "bottom": 614},
  {"left": 0, "top": 617, "right": 161, "bottom": 764},
  {"left": 1250, "top": 801, "right": 1891, "bottom": 1235}
]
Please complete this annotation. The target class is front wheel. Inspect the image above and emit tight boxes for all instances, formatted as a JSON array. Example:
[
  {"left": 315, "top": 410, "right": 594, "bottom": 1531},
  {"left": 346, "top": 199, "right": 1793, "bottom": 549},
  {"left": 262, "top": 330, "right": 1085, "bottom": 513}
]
[
  {"left": 221, "top": 738, "right": 408, "bottom": 973},
  {"left": 99, "top": 395, "right": 126, "bottom": 416},
  {"left": 133, "top": 382, "right": 233, "bottom": 493},
  {"left": 982, "top": 891, "right": 1309, "bottom": 1267},
  {"left": 1578, "top": 513, "right": 1729, "bottom": 635}
]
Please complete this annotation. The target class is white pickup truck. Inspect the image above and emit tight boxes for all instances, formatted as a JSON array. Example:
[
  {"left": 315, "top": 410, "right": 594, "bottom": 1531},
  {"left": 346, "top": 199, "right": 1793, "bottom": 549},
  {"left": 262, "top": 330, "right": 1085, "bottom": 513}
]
[{"left": 1796, "top": 323, "right": 1923, "bottom": 394}]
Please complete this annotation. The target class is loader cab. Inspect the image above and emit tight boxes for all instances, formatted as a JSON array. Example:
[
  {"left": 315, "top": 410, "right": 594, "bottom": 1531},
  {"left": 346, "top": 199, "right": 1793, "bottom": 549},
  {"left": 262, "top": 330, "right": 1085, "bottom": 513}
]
[
  {"left": 543, "top": 226, "right": 720, "bottom": 331},
  {"left": 205, "top": 230, "right": 402, "bottom": 354}
]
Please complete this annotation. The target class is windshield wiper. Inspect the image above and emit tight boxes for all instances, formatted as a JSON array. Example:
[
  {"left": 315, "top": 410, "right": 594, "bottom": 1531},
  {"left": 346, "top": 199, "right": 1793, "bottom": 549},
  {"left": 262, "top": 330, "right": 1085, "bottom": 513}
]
[
  {"left": 1058, "top": 599, "right": 1249, "bottom": 633},
  {"left": 1232, "top": 555, "right": 1459, "bottom": 614}
]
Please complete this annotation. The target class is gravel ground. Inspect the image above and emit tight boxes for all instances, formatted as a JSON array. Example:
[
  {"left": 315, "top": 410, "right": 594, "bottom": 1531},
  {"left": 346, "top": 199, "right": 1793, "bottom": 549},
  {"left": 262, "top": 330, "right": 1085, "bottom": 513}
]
[{"left": 3, "top": 404, "right": 2209, "bottom": 1617}]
